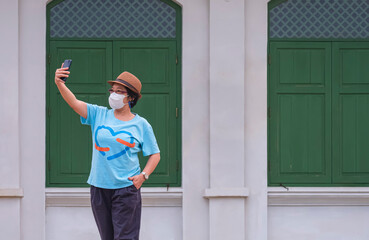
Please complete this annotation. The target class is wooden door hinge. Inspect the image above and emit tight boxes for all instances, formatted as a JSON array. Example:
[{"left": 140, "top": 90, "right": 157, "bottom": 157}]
[
  {"left": 268, "top": 107, "right": 271, "bottom": 118},
  {"left": 268, "top": 54, "right": 271, "bottom": 65},
  {"left": 176, "top": 55, "right": 178, "bottom": 65},
  {"left": 48, "top": 54, "right": 51, "bottom": 64},
  {"left": 176, "top": 107, "right": 179, "bottom": 118}
]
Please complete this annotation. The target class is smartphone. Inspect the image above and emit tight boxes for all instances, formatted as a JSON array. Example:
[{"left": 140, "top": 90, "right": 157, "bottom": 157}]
[{"left": 61, "top": 59, "right": 72, "bottom": 81}]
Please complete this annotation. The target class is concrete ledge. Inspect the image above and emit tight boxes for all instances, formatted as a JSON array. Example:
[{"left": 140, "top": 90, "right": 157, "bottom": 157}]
[
  {"left": 268, "top": 187, "right": 369, "bottom": 206},
  {"left": 46, "top": 187, "right": 183, "bottom": 207},
  {"left": 203, "top": 188, "right": 249, "bottom": 198},
  {"left": 0, "top": 188, "right": 24, "bottom": 198}
]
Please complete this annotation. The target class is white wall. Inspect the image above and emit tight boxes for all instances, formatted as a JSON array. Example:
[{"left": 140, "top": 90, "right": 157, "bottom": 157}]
[
  {"left": 45, "top": 187, "right": 183, "bottom": 240},
  {"left": 0, "top": 199, "right": 20, "bottom": 240},
  {"left": 0, "top": 1, "right": 21, "bottom": 239},
  {"left": 46, "top": 207, "right": 99, "bottom": 240},
  {"left": 46, "top": 206, "right": 182, "bottom": 240},
  {"left": 269, "top": 206, "right": 369, "bottom": 240},
  {"left": 2, "top": 0, "right": 369, "bottom": 240}
]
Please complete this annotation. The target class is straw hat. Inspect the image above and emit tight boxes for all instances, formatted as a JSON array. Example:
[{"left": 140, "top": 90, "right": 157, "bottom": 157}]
[{"left": 107, "top": 71, "right": 142, "bottom": 99}]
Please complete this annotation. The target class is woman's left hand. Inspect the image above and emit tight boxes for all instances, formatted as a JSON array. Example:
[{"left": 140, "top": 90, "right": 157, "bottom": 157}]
[{"left": 128, "top": 174, "right": 145, "bottom": 189}]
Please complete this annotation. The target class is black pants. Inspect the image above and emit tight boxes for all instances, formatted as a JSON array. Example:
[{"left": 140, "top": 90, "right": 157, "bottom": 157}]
[{"left": 90, "top": 185, "right": 142, "bottom": 240}]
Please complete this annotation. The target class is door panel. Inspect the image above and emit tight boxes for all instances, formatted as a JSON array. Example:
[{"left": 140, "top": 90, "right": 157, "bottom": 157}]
[
  {"left": 333, "top": 42, "right": 369, "bottom": 183},
  {"left": 279, "top": 48, "right": 325, "bottom": 85},
  {"left": 48, "top": 41, "right": 112, "bottom": 186},
  {"left": 279, "top": 94, "right": 325, "bottom": 174},
  {"left": 342, "top": 49, "right": 369, "bottom": 84},
  {"left": 113, "top": 41, "right": 178, "bottom": 185},
  {"left": 269, "top": 42, "right": 332, "bottom": 184}
]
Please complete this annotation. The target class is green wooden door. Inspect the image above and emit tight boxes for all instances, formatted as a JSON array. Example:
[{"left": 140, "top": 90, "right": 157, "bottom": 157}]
[
  {"left": 47, "top": 40, "right": 180, "bottom": 187},
  {"left": 269, "top": 42, "right": 332, "bottom": 185},
  {"left": 332, "top": 42, "right": 369, "bottom": 184},
  {"left": 48, "top": 41, "right": 112, "bottom": 186},
  {"left": 113, "top": 41, "right": 179, "bottom": 185}
]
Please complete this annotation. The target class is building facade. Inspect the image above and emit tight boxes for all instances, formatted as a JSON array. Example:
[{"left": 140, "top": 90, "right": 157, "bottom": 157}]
[{"left": 1, "top": 0, "right": 369, "bottom": 239}]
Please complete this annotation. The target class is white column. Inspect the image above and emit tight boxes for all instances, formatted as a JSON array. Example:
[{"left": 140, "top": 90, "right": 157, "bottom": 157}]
[
  {"left": 244, "top": 0, "right": 268, "bottom": 239},
  {"left": 0, "top": 0, "right": 22, "bottom": 240},
  {"left": 181, "top": 0, "right": 211, "bottom": 240},
  {"left": 207, "top": 1, "right": 248, "bottom": 239},
  {"left": 19, "top": 0, "right": 46, "bottom": 239}
]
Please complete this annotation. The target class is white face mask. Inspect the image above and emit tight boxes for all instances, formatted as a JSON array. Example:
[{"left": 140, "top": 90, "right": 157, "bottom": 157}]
[{"left": 109, "top": 92, "right": 126, "bottom": 110}]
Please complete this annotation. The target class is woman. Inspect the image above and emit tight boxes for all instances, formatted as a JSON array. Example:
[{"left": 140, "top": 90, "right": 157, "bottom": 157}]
[{"left": 55, "top": 64, "right": 160, "bottom": 240}]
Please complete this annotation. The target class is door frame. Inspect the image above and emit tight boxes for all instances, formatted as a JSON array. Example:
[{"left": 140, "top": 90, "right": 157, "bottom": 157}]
[{"left": 46, "top": 0, "right": 182, "bottom": 187}]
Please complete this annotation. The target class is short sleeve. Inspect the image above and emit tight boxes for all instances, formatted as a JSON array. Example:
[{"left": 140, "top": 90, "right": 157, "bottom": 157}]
[
  {"left": 142, "top": 121, "right": 160, "bottom": 157},
  {"left": 80, "top": 103, "right": 105, "bottom": 126}
]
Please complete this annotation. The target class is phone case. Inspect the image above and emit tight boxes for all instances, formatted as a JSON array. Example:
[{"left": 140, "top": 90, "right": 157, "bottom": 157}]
[{"left": 61, "top": 59, "right": 72, "bottom": 81}]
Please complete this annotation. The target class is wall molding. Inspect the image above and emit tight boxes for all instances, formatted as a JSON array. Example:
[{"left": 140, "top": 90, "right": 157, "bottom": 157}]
[
  {"left": 45, "top": 187, "right": 183, "bottom": 207},
  {"left": 268, "top": 187, "right": 369, "bottom": 206},
  {"left": 203, "top": 187, "right": 249, "bottom": 199},
  {"left": 0, "top": 188, "right": 24, "bottom": 198}
]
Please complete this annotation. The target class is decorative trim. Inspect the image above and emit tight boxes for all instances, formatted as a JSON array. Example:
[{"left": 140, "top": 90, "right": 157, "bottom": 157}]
[
  {"left": 0, "top": 188, "right": 24, "bottom": 198},
  {"left": 46, "top": 187, "right": 183, "bottom": 207},
  {"left": 203, "top": 188, "right": 249, "bottom": 199},
  {"left": 49, "top": 0, "right": 177, "bottom": 38},
  {"left": 268, "top": 187, "right": 369, "bottom": 206}
]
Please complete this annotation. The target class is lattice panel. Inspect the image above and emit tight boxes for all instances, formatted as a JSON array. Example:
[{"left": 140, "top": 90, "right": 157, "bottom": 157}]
[
  {"left": 50, "top": 0, "right": 176, "bottom": 38},
  {"left": 270, "top": 0, "right": 369, "bottom": 39}
]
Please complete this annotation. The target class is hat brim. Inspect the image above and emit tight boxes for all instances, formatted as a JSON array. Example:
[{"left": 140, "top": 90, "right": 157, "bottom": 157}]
[{"left": 107, "top": 80, "right": 142, "bottom": 99}]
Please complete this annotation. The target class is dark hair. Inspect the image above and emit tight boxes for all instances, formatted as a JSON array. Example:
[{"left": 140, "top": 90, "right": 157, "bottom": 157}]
[{"left": 126, "top": 87, "right": 139, "bottom": 108}]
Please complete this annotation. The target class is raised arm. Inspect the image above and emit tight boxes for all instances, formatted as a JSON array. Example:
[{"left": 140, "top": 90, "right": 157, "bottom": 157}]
[{"left": 54, "top": 64, "right": 87, "bottom": 119}]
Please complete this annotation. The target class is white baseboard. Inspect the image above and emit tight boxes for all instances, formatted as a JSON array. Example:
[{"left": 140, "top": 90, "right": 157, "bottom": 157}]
[
  {"left": 268, "top": 187, "right": 369, "bottom": 206},
  {"left": 46, "top": 187, "right": 183, "bottom": 207}
]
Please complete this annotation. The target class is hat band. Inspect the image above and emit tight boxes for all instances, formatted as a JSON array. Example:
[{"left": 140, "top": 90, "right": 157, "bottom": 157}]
[{"left": 115, "top": 78, "right": 139, "bottom": 93}]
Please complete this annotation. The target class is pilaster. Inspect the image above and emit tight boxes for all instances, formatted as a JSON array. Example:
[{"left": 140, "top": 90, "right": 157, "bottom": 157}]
[
  {"left": 181, "top": 0, "right": 211, "bottom": 239},
  {"left": 244, "top": 0, "right": 268, "bottom": 239},
  {"left": 19, "top": 0, "right": 46, "bottom": 239},
  {"left": 208, "top": 1, "right": 247, "bottom": 239}
]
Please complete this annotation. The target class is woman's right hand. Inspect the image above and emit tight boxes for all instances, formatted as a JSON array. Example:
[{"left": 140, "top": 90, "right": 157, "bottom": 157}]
[
  {"left": 53, "top": 63, "right": 87, "bottom": 119},
  {"left": 55, "top": 63, "right": 70, "bottom": 85}
]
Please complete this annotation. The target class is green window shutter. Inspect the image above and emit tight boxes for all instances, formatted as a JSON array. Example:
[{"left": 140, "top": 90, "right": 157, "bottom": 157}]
[
  {"left": 48, "top": 41, "right": 112, "bottom": 186},
  {"left": 113, "top": 41, "right": 179, "bottom": 186},
  {"left": 332, "top": 42, "right": 369, "bottom": 184},
  {"left": 269, "top": 42, "right": 332, "bottom": 185}
]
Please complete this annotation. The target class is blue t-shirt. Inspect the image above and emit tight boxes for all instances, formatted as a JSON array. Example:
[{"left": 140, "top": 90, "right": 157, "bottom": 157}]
[{"left": 80, "top": 103, "right": 160, "bottom": 189}]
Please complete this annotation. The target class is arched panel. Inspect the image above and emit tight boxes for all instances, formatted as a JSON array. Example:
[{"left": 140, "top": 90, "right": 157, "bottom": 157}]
[{"left": 269, "top": 0, "right": 369, "bottom": 39}]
